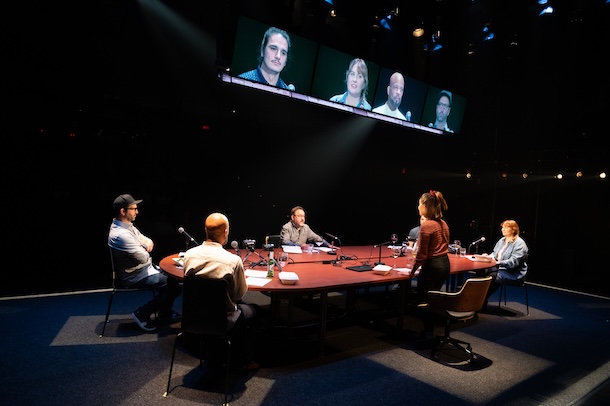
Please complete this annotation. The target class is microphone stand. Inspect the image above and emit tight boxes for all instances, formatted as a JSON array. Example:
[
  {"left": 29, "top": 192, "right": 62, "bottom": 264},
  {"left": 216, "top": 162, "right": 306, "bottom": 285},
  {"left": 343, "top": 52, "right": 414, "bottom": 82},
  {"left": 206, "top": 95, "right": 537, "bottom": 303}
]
[
  {"left": 373, "top": 241, "right": 391, "bottom": 265},
  {"left": 376, "top": 244, "right": 384, "bottom": 265},
  {"left": 469, "top": 242, "right": 481, "bottom": 254},
  {"left": 178, "top": 228, "right": 200, "bottom": 251},
  {"left": 374, "top": 242, "right": 389, "bottom": 265},
  {"left": 243, "top": 245, "right": 267, "bottom": 267},
  {"left": 182, "top": 236, "right": 198, "bottom": 252},
  {"left": 327, "top": 237, "right": 340, "bottom": 256}
]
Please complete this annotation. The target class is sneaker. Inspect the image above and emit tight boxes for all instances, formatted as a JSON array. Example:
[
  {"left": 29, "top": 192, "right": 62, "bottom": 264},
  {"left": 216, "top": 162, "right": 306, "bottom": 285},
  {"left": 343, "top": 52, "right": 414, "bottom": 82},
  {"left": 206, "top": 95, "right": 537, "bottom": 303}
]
[{"left": 131, "top": 310, "right": 156, "bottom": 332}]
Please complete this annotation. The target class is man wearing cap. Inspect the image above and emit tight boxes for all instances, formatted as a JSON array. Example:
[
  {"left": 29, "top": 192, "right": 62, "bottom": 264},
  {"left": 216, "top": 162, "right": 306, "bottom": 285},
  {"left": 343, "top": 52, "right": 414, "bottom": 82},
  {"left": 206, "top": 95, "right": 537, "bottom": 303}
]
[
  {"left": 108, "top": 194, "right": 181, "bottom": 332},
  {"left": 428, "top": 90, "right": 454, "bottom": 133}
]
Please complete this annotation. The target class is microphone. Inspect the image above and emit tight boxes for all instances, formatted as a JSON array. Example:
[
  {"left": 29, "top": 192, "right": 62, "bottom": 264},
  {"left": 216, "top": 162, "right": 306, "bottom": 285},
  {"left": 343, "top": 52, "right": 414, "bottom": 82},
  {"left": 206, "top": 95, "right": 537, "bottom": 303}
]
[
  {"left": 374, "top": 241, "right": 391, "bottom": 248},
  {"left": 470, "top": 236, "right": 486, "bottom": 246},
  {"left": 325, "top": 232, "right": 339, "bottom": 240},
  {"left": 231, "top": 240, "right": 241, "bottom": 257},
  {"left": 287, "top": 84, "right": 295, "bottom": 91},
  {"left": 178, "top": 227, "right": 200, "bottom": 245},
  {"left": 406, "top": 111, "right": 412, "bottom": 121}
]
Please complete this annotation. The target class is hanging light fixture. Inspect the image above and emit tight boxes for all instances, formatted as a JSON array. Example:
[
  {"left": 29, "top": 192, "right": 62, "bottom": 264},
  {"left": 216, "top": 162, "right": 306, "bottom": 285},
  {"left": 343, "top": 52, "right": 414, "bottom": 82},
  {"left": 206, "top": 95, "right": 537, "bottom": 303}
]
[{"left": 412, "top": 19, "right": 424, "bottom": 37}]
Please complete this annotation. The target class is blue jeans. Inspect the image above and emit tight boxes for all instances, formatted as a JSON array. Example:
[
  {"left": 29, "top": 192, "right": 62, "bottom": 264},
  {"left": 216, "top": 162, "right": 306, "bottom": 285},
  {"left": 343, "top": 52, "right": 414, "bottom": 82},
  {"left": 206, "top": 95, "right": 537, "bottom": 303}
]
[{"left": 132, "top": 273, "right": 181, "bottom": 316}]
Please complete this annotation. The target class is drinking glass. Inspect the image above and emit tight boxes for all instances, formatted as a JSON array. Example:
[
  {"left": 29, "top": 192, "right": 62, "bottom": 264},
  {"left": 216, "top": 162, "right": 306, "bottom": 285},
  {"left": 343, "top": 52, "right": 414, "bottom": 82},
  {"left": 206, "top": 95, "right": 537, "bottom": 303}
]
[
  {"left": 391, "top": 247, "right": 401, "bottom": 267},
  {"left": 454, "top": 240, "right": 461, "bottom": 256},
  {"left": 315, "top": 240, "right": 323, "bottom": 250},
  {"left": 278, "top": 252, "right": 289, "bottom": 268}
]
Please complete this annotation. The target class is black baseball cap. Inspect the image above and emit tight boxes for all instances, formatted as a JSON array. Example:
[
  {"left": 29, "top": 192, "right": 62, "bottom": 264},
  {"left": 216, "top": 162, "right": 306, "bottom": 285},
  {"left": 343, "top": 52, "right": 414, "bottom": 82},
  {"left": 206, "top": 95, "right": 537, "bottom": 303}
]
[
  {"left": 113, "top": 194, "right": 143, "bottom": 210},
  {"left": 438, "top": 90, "right": 452, "bottom": 106}
]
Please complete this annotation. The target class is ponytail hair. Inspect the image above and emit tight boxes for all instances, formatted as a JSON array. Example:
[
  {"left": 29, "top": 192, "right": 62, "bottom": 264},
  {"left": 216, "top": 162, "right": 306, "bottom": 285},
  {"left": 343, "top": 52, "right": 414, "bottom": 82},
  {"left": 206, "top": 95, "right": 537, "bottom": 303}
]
[{"left": 419, "top": 190, "right": 448, "bottom": 219}]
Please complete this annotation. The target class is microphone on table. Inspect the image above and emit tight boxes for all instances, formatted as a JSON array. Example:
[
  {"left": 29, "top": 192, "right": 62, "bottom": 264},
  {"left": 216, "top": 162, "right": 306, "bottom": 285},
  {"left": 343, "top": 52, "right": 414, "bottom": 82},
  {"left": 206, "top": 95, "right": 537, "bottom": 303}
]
[
  {"left": 470, "top": 236, "right": 486, "bottom": 246},
  {"left": 178, "top": 227, "right": 200, "bottom": 245},
  {"left": 231, "top": 240, "right": 241, "bottom": 258},
  {"left": 325, "top": 233, "right": 339, "bottom": 255},
  {"left": 373, "top": 241, "right": 391, "bottom": 248},
  {"left": 406, "top": 111, "right": 412, "bottom": 121},
  {"left": 287, "top": 84, "right": 296, "bottom": 91}
]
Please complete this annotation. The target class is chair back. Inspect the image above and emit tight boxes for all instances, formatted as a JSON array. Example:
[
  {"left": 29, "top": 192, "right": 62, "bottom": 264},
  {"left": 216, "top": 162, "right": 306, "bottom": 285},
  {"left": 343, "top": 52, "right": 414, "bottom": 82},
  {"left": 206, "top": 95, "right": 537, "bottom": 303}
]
[
  {"left": 108, "top": 247, "right": 120, "bottom": 289},
  {"left": 266, "top": 234, "right": 282, "bottom": 249},
  {"left": 181, "top": 273, "right": 232, "bottom": 336},
  {"left": 428, "top": 276, "right": 492, "bottom": 314}
]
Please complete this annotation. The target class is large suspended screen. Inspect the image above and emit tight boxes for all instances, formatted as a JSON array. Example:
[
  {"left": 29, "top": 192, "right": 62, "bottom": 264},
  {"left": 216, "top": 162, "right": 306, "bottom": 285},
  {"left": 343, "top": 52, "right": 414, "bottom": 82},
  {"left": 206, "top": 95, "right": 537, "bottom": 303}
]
[{"left": 224, "top": 15, "right": 466, "bottom": 135}]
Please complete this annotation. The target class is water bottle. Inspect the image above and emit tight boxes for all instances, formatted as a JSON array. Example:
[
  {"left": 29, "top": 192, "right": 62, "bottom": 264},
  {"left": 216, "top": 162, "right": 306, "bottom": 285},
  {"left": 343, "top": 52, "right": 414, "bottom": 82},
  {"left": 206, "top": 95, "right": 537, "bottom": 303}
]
[{"left": 266, "top": 249, "right": 275, "bottom": 278}]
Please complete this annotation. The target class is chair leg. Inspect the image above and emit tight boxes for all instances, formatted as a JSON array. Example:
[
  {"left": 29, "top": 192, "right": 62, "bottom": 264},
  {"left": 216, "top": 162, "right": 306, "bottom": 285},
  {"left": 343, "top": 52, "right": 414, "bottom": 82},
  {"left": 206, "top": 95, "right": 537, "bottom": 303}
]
[
  {"left": 498, "top": 283, "right": 529, "bottom": 315},
  {"left": 224, "top": 338, "right": 231, "bottom": 406},
  {"left": 524, "top": 285, "right": 529, "bottom": 315},
  {"left": 498, "top": 284, "right": 502, "bottom": 308},
  {"left": 100, "top": 289, "right": 116, "bottom": 337},
  {"left": 163, "top": 332, "right": 181, "bottom": 397},
  {"left": 431, "top": 320, "right": 474, "bottom": 362}
]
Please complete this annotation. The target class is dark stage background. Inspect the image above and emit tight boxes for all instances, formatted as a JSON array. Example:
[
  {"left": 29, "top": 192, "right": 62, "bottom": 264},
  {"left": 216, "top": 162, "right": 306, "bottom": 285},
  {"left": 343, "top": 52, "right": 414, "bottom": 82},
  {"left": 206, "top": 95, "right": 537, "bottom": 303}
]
[{"left": 3, "top": 1, "right": 608, "bottom": 298}]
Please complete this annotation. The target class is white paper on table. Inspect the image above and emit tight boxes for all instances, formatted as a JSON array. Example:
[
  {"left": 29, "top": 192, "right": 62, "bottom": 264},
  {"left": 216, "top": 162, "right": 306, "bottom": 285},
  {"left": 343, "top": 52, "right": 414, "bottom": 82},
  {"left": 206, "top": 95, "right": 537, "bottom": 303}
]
[
  {"left": 467, "top": 255, "right": 494, "bottom": 262},
  {"left": 282, "top": 245, "right": 303, "bottom": 254},
  {"left": 246, "top": 277, "right": 273, "bottom": 287},
  {"left": 245, "top": 269, "right": 268, "bottom": 278},
  {"left": 394, "top": 267, "right": 412, "bottom": 274},
  {"left": 316, "top": 247, "right": 334, "bottom": 253}
]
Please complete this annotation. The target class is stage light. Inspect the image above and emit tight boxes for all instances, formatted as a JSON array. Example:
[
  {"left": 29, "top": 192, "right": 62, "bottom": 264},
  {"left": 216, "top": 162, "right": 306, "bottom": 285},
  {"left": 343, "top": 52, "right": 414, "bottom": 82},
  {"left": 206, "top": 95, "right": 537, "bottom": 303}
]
[
  {"left": 576, "top": 171, "right": 583, "bottom": 178},
  {"left": 501, "top": 172, "right": 508, "bottom": 180},
  {"left": 380, "top": 8, "right": 399, "bottom": 31},
  {"left": 466, "top": 171, "right": 472, "bottom": 179},
  {"left": 600, "top": 172, "right": 607, "bottom": 179},
  {"left": 555, "top": 173, "right": 563, "bottom": 180},
  {"left": 380, "top": 18, "right": 391, "bottom": 30},
  {"left": 522, "top": 173, "right": 529, "bottom": 179},
  {"left": 539, "top": 6, "right": 554, "bottom": 16},
  {"left": 424, "top": 33, "right": 442, "bottom": 52},
  {"left": 482, "top": 24, "right": 495, "bottom": 42},
  {"left": 380, "top": 14, "right": 393, "bottom": 30},
  {"left": 413, "top": 20, "right": 424, "bottom": 38}
]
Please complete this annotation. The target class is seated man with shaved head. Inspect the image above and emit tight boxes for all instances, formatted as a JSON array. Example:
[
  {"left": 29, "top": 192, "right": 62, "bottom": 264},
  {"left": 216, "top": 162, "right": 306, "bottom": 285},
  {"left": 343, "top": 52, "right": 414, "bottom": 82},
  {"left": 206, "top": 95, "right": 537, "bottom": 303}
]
[{"left": 183, "top": 212, "right": 260, "bottom": 371}]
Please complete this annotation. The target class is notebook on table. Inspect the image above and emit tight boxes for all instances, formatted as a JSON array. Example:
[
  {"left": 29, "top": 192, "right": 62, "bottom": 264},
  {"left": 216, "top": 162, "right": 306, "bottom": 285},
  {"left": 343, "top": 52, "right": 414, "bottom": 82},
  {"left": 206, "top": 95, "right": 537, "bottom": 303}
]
[{"left": 346, "top": 264, "right": 374, "bottom": 272}]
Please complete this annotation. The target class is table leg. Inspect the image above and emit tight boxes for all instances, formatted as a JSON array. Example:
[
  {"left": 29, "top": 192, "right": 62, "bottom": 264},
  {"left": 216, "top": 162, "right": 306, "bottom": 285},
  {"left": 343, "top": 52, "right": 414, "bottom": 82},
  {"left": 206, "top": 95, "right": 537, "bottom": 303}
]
[
  {"left": 397, "top": 282, "right": 406, "bottom": 330},
  {"left": 318, "top": 290, "right": 328, "bottom": 355}
]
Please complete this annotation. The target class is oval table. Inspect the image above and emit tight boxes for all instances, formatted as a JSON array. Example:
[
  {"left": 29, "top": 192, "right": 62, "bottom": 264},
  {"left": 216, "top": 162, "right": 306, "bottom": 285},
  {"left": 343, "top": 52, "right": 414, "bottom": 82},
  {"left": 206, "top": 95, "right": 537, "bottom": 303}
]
[{"left": 159, "top": 246, "right": 495, "bottom": 353}]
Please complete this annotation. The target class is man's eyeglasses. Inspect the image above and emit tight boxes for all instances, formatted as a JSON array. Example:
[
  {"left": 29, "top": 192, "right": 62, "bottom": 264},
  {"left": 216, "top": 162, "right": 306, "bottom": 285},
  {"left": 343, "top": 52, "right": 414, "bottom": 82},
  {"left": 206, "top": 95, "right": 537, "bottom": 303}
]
[
  {"left": 437, "top": 102, "right": 450, "bottom": 109},
  {"left": 126, "top": 207, "right": 139, "bottom": 211}
]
